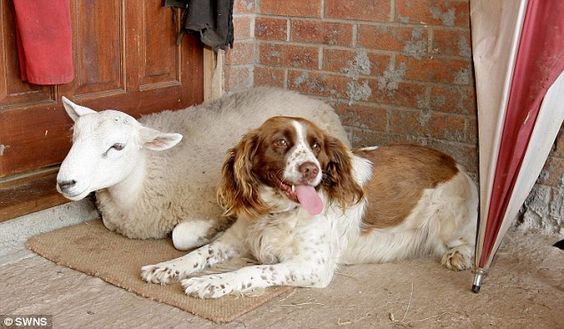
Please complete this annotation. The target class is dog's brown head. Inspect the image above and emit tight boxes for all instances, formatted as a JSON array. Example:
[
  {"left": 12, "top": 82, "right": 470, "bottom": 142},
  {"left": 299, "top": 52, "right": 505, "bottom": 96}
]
[{"left": 217, "top": 116, "right": 363, "bottom": 219}]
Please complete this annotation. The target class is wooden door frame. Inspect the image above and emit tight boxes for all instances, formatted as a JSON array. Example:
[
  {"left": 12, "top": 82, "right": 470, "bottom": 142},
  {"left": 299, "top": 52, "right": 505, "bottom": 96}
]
[{"left": 203, "top": 48, "right": 225, "bottom": 101}]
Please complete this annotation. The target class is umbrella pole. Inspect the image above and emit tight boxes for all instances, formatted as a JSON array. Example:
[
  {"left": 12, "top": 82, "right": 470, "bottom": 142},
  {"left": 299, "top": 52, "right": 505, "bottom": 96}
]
[{"left": 472, "top": 268, "right": 486, "bottom": 293}]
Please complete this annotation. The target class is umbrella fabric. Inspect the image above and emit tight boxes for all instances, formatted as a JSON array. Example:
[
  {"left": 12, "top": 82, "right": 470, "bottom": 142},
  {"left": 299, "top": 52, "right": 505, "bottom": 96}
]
[{"left": 471, "top": 0, "right": 564, "bottom": 290}]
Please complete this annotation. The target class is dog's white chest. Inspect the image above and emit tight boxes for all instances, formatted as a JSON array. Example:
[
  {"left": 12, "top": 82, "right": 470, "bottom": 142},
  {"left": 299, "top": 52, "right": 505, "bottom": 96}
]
[{"left": 245, "top": 209, "right": 304, "bottom": 264}]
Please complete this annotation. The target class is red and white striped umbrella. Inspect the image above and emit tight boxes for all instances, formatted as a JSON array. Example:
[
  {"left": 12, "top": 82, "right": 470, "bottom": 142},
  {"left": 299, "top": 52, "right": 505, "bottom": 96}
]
[{"left": 470, "top": 0, "right": 564, "bottom": 292}]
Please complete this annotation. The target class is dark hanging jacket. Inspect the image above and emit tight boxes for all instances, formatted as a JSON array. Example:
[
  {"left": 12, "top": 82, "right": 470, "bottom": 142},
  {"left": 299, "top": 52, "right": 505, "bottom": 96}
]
[{"left": 165, "top": 0, "right": 234, "bottom": 50}]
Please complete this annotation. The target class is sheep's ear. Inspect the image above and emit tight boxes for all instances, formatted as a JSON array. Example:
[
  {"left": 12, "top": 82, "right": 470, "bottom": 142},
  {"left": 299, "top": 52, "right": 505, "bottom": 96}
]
[
  {"left": 62, "top": 96, "right": 97, "bottom": 122},
  {"left": 139, "top": 127, "right": 183, "bottom": 151}
]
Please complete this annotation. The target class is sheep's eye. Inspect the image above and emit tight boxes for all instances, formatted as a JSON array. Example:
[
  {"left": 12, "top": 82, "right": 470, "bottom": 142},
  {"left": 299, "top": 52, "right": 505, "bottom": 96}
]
[
  {"left": 111, "top": 143, "right": 125, "bottom": 151},
  {"left": 103, "top": 143, "right": 126, "bottom": 157},
  {"left": 274, "top": 139, "right": 288, "bottom": 148}
]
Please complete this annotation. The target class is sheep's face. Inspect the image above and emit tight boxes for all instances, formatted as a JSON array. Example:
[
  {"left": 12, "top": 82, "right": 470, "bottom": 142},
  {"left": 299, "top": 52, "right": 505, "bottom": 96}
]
[{"left": 56, "top": 98, "right": 182, "bottom": 201}]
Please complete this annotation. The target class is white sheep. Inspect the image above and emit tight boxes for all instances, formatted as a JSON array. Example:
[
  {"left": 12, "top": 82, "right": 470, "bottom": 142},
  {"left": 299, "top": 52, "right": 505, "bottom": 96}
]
[{"left": 57, "top": 87, "right": 348, "bottom": 250}]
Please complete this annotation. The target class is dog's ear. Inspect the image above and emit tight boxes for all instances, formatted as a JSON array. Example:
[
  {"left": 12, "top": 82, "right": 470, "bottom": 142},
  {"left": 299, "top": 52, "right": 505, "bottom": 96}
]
[
  {"left": 322, "top": 136, "right": 364, "bottom": 208},
  {"left": 217, "top": 130, "right": 269, "bottom": 219}
]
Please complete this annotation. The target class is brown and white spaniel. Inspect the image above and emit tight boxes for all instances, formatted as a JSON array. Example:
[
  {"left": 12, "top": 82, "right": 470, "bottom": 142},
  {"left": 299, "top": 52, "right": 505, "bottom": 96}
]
[{"left": 141, "top": 116, "right": 478, "bottom": 298}]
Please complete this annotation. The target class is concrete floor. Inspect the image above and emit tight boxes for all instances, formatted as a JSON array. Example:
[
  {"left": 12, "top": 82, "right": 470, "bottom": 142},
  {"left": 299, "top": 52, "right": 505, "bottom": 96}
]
[{"left": 1, "top": 202, "right": 563, "bottom": 329}]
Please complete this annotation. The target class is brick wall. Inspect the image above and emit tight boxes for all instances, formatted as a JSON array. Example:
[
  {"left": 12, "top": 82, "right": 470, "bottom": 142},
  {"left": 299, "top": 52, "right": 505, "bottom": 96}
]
[{"left": 224, "top": 0, "right": 563, "bottom": 232}]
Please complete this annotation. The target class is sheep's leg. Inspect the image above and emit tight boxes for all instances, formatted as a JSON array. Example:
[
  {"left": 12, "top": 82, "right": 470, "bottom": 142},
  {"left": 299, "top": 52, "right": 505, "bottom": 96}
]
[
  {"left": 141, "top": 219, "right": 248, "bottom": 285},
  {"left": 172, "top": 219, "right": 216, "bottom": 250}
]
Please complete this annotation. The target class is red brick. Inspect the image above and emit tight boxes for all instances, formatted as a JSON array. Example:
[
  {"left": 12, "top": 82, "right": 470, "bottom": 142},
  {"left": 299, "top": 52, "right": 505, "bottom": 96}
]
[
  {"left": 254, "top": 66, "right": 286, "bottom": 87},
  {"left": 287, "top": 70, "right": 348, "bottom": 98},
  {"left": 234, "top": 0, "right": 256, "bottom": 14},
  {"left": 466, "top": 117, "right": 478, "bottom": 144},
  {"left": 367, "top": 80, "right": 427, "bottom": 108},
  {"left": 322, "top": 49, "right": 390, "bottom": 77},
  {"left": 325, "top": 0, "right": 391, "bottom": 22},
  {"left": 259, "top": 43, "right": 319, "bottom": 69},
  {"left": 224, "top": 66, "right": 253, "bottom": 92},
  {"left": 397, "top": 55, "right": 472, "bottom": 84},
  {"left": 428, "top": 112, "right": 468, "bottom": 143},
  {"left": 426, "top": 140, "right": 478, "bottom": 173},
  {"left": 350, "top": 128, "right": 391, "bottom": 147},
  {"left": 255, "top": 17, "right": 287, "bottom": 41},
  {"left": 357, "top": 25, "right": 429, "bottom": 53},
  {"left": 260, "top": 0, "right": 321, "bottom": 17},
  {"left": 432, "top": 28, "right": 472, "bottom": 57},
  {"left": 322, "top": 49, "right": 354, "bottom": 73},
  {"left": 388, "top": 108, "right": 429, "bottom": 137},
  {"left": 365, "top": 54, "right": 390, "bottom": 77},
  {"left": 291, "top": 20, "right": 352, "bottom": 46},
  {"left": 386, "top": 133, "right": 427, "bottom": 145},
  {"left": 430, "top": 85, "right": 476, "bottom": 114},
  {"left": 334, "top": 103, "right": 387, "bottom": 131},
  {"left": 397, "top": 0, "right": 470, "bottom": 28},
  {"left": 378, "top": 109, "right": 478, "bottom": 170},
  {"left": 233, "top": 16, "right": 252, "bottom": 40},
  {"left": 225, "top": 41, "right": 255, "bottom": 65}
]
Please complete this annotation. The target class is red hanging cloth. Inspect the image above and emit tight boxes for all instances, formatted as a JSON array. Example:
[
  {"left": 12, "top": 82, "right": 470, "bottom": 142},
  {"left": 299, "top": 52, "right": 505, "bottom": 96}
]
[{"left": 13, "top": 0, "right": 74, "bottom": 85}]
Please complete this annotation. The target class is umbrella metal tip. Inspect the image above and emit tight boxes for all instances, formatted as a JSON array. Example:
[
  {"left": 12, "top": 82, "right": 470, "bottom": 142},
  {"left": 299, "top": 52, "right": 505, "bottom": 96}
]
[{"left": 472, "top": 269, "right": 485, "bottom": 293}]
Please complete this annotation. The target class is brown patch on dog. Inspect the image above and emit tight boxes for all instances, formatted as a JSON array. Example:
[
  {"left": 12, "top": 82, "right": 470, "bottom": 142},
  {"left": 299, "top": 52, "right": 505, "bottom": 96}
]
[
  {"left": 217, "top": 130, "right": 269, "bottom": 219},
  {"left": 321, "top": 136, "right": 364, "bottom": 209},
  {"left": 354, "top": 145, "right": 459, "bottom": 232}
]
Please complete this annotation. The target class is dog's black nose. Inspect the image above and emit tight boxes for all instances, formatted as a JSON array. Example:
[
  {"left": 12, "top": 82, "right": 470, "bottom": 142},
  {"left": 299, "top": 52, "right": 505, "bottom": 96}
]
[{"left": 58, "top": 179, "right": 77, "bottom": 191}]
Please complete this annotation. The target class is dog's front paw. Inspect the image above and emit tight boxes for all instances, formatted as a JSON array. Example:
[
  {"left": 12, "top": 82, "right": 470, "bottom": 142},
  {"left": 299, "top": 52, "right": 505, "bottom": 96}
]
[
  {"left": 141, "top": 262, "right": 183, "bottom": 285},
  {"left": 181, "top": 275, "right": 234, "bottom": 299}
]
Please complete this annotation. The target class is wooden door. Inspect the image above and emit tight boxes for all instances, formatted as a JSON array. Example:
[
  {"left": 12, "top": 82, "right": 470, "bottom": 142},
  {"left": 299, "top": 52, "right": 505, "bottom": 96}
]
[{"left": 0, "top": 0, "right": 204, "bottom": 177}]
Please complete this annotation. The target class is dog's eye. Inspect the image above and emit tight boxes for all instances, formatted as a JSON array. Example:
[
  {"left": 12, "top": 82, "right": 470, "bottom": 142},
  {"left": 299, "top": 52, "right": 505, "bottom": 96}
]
[
  {"left": 274, "top": 139, "right": 288, "bottom": 148},
  {"left": 111, "top": 143, "right": 125, "bottom": 151},
  {"left": 312, "top": 142, "right": 321, "bottom": 152}
]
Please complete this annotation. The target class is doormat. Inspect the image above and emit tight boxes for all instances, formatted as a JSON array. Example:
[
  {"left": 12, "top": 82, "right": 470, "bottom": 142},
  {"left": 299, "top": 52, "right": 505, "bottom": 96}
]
[{"left": 26, "top": 219, "right": 291, "bottom": 323}]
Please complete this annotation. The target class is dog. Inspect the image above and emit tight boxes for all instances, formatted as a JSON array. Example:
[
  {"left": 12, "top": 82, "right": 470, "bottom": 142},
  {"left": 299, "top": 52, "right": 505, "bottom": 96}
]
[{"left": 141, "top": 116, "right": 478, "bottom": 298}]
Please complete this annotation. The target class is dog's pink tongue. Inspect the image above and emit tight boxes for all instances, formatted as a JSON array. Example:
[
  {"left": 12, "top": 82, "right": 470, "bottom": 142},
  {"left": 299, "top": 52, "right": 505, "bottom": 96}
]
[{"left": 295, "top": 185, "right": 323, "bottom": 216}]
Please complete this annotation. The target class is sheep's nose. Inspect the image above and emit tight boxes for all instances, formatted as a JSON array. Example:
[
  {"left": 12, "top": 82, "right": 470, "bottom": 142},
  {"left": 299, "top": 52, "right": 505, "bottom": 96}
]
[
  {"left": 298, "top": 162, "right": 319, "bottom": 180},
  {"left": 57, "top": 179, "right": 77, "bottom": 192}
]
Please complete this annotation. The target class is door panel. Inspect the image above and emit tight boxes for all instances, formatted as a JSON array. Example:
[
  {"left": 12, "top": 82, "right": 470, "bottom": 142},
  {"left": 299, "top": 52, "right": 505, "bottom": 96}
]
[
  {"left": 73, "top": 0, "right": 125, "bottom": 97},
  {"left": 0, "top": 0, "right": 204, "bottom": 177},
  {"left": 139, "top": 0, "right": 180, "bottom": 89}
]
